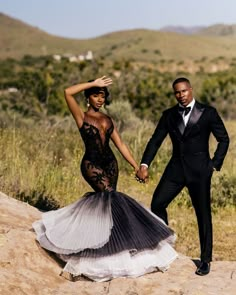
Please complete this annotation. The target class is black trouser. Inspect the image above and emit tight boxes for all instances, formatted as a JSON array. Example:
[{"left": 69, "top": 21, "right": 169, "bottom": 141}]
[{"left": 151, "top": 176, "right": 212, "bottom": 262}]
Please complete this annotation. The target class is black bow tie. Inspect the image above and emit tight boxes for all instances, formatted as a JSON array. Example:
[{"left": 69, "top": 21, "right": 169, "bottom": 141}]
[{"left": 178, "top": 106, "right": 191, "bottom": 116}]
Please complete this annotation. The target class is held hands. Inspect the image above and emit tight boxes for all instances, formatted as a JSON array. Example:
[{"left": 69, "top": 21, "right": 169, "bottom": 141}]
[
  {"left": 94, "top": 76, "right": 113, "bottom": 87},
  {"left": 135, "top": 165, "right": 149, "bottom": 184}
]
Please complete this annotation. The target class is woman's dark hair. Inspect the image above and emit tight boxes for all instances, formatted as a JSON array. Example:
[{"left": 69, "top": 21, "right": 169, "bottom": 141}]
[{"left": 84, "top": 80, "right": 111, "bottom": 105}]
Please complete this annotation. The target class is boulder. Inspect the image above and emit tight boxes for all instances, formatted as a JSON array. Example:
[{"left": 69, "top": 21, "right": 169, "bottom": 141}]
[{"left": 0, "top": 192, "right": 235, "bottom": 295}]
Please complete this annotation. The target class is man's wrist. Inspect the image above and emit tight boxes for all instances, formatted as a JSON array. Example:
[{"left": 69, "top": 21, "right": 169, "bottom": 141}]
[{"left": 141, "top": 163, "right": 148, "bottom": 168}]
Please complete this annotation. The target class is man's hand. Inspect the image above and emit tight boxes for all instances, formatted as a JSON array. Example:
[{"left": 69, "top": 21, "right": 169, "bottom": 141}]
[{"left": 135, "top": 165, "right": 149, "bottom": 183}]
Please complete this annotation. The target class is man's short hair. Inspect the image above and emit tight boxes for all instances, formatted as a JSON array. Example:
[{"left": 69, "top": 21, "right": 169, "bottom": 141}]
[{"left": 172, "top": 77, "right": 191, "bottom": 88}]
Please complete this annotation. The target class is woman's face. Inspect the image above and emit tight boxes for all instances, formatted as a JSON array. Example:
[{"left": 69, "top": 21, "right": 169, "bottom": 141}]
[{"left": 89, "top": 91, "right": 106, "bottom": 109}]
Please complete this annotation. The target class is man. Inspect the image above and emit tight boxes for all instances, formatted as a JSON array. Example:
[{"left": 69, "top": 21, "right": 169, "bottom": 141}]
[{"left": 136, "top": 77, "right": 229, "bottom": 276}]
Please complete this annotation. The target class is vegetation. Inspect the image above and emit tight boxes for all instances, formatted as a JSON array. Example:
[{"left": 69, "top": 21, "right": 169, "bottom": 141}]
[
  {"left": 0, "top": 112, "right": 235, "bottom": 260},
  {"left": 0, "top": 13, "right": 235, "bottom": 260},
  {"left": 1, "top": 55, "right": 236, "bottom": 121}
]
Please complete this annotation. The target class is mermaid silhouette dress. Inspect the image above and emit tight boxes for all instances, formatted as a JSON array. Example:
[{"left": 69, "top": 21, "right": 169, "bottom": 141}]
[{"left": 32, "top": 113, "right": 178, "bottom": 282}]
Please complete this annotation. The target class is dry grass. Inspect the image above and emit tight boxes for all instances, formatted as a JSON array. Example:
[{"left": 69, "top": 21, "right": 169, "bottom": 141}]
[
  {"left": 0, "top": 119, "right": 235, "bottom": 261},
  {"left": 118, "top": 174, "right": 236, "bottom": 261}
]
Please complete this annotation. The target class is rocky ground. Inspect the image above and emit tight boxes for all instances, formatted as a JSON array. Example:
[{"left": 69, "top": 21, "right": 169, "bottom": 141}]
[{"left": 0, "top": 192, "right": 235, "bottom": 295}]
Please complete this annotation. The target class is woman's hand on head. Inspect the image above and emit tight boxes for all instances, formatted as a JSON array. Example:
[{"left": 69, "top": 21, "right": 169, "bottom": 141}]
[{"left": 94, "top": 76, "right": 113, "bottom": 87}]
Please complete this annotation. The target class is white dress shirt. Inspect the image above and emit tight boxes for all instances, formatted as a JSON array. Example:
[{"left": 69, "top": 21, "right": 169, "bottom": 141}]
[{"left": 179, "top": 98, "right": 195, "bottom": 126}]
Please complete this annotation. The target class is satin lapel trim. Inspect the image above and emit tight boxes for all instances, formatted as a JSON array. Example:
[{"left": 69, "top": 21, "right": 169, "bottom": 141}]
[
  {"left": 183, "top": 103, "right": 204, "bottom": 137},
  {"left": 178, "top": 118, "right": 185, "bottom": 135},
  {"left": 171, "top": 106, "right": 185, "bottom": 137}
]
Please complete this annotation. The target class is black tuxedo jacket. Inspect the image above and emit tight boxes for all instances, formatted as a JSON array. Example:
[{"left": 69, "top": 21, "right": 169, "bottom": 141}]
[{"left": 141, "top": 101, "right": 230, "bottom": 182}]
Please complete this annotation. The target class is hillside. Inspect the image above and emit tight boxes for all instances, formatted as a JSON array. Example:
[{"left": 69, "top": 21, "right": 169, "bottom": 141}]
[
  {"left": 1, "top": 13, "right": 236, "bottom": 61},
  {"left": 0, "top": 13, "right": 91, "bottom": 59}
]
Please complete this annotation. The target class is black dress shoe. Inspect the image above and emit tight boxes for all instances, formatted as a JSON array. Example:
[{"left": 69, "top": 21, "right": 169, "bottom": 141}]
[{"left": 195, "top": 262, "right": 210, "bottom": 276}]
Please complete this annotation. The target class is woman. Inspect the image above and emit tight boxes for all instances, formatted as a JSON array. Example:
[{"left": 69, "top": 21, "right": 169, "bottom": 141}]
[{"left": 33, "top": 76, "right": 177, "bottom": 282}]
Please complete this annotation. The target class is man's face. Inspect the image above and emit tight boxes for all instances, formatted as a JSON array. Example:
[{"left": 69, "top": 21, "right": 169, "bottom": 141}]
[{"left": 173, "top": 82, "right": 193, "bottom": 107}]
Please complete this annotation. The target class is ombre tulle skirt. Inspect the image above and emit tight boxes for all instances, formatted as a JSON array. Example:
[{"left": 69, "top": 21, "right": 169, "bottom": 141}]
[{"left": 32, "top": 191, "right": 178, "bottom": 282}]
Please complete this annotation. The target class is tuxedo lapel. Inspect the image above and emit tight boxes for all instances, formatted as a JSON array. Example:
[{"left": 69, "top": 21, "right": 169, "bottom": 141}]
[
  {"left": 178, "top": 117, "right": 185, "bottom": 135},
  {"left": 183, "top": 101, "right": 205, "bottom": 137},
  {"left": 170, "top": 105, "right": 185, "bottom": 137}
]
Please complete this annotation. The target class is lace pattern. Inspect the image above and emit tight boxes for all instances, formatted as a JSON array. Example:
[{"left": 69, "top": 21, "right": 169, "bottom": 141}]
[{"left": 79, "top": 114, "right": 118, "bottom": 192}]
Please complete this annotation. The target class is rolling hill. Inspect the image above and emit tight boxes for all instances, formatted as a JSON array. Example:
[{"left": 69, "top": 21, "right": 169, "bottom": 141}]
[{"left": 1, "top": 13, "right": 236, "bottom": 62}]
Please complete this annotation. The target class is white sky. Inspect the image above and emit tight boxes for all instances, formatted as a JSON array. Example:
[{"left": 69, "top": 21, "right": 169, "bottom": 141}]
[{"left": 0, "top": 0, "right": 236, "bottom": 38}]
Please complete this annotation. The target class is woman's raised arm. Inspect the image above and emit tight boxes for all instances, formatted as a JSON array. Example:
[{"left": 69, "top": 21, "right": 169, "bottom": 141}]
[{"left": 64, "top": 81, "right": 93, "bottom": 128}]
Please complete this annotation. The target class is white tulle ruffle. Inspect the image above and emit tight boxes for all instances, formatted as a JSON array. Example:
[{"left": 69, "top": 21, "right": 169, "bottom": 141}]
[
  {"left": 60, "top": 241, "right": 178, "bottom": 282},
  {"left": 33, "top": 191, "right": 178, "bottom": 282}
]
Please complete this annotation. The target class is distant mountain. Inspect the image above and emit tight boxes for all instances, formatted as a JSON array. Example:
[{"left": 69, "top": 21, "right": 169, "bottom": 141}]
[
  {"left": 198, "top": 24, "right": 236, "bottom": 36},
  {"left": 1, "top": 13, "right": 236, "bottom": 61},
  {"left": 160, "top": 25, "right": 206, "bottom": 35},
  {"left": 160, "top": 24, "right": 236, "bottom": 37}
]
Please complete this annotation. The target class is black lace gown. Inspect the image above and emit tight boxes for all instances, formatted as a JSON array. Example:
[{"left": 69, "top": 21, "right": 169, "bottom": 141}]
[{"left": 33, "top": 113, "right": 177, "bottom": 282}]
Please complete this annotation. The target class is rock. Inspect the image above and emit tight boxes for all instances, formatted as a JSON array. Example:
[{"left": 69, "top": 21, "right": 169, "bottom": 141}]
[{"left": 0, "top": 192, "right": 235, "bottom": 295}]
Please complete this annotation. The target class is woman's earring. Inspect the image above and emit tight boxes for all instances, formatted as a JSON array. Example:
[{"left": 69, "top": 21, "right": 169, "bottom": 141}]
[{"left": 87, "top": 99, "right": 90, "bottom": 107}]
